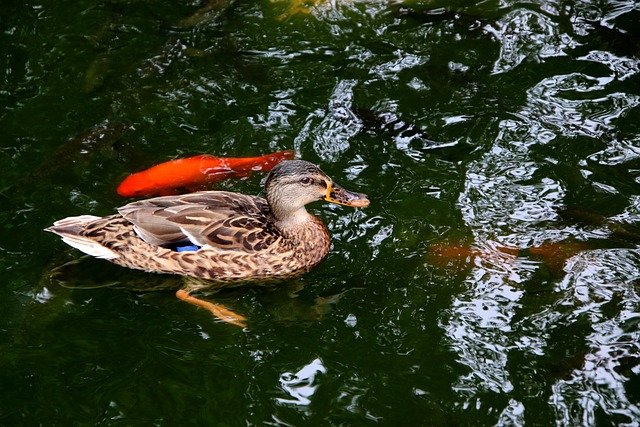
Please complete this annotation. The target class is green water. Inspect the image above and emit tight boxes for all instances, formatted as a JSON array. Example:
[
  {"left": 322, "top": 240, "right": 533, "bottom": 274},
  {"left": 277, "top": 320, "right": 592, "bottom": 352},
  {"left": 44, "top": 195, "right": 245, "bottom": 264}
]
[{"left": 2, "top": 0, "right": 640, "bottom": 424}]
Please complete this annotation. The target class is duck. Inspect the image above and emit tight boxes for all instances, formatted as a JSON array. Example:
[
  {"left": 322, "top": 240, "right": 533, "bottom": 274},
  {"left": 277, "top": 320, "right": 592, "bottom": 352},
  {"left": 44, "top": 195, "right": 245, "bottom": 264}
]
[{"left": 45, "top": 159, "right": 369, "bottom": 326}]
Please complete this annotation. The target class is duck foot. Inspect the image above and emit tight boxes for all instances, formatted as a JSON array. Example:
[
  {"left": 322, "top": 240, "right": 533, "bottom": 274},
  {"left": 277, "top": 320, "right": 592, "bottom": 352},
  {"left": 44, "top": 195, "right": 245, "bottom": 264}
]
[{"left": 176, "top": 289, "right": 247, "bottom": 328}]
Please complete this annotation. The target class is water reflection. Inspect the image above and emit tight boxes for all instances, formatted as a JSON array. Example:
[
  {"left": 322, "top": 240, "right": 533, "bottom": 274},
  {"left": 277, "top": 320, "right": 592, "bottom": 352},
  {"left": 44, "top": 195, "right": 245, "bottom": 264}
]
[
  {"left": 488, "top": 9, "right": 577, "bottom": 74},
  {"left": 309, "top": 79, "right": 361, "bottom": 160},
  {"left": 445, "top": 2, "right": 640, "bottom": 422},
  {"left": 548, "top": 249, "right": 640, "bottom": 425},
  {"left": 277, "top": 358, "right": 327, "bottom": 406},
  {"left": 524, "top": 73, "right": 639, "bottom": 140},
  {"left": 3, "top": 0, "right": 640, "bottom": 424}
]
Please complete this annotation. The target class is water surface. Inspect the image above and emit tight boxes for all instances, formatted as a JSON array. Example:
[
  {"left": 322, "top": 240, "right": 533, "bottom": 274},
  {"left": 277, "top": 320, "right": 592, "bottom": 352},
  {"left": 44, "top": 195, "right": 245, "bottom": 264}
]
[{"left": 1, "top": 0, "right": 639, "bottom": 424}]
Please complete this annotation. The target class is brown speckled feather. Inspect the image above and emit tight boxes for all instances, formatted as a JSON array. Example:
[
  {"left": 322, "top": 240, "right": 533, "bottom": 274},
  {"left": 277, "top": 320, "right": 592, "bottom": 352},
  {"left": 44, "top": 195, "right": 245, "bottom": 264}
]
[{"left": 118, "top": 191, "right": 279, "bottom": 251}]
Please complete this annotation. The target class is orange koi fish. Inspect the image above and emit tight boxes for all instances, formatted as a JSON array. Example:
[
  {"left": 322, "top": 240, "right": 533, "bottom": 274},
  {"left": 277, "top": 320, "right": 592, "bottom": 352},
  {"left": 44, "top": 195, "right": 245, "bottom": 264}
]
[
  {"left": 117, "top": 150, "right": 295, "bottom": 197},
  {"left": 427, "top": 240, "right": 588, "bottom": 278}
]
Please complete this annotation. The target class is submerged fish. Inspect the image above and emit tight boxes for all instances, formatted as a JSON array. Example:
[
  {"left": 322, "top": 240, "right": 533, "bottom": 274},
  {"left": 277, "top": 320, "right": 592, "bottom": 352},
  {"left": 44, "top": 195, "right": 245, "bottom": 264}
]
[
  {"left": 353, "top": 107, "right": 433, "bottom": 142},
  {"left": 38, "top": 120, "right": 133, "bottom": 178},
  {"left": 393, "top": 6, "right": 490, "bottom": 31},
  {"left": 427, "top": 240, "right": 589, "bottom": 278},
  {"left": 117, "top": 150, "right": 295, "bottom": 197},
  {"left": 559, "top": 206, "right": 640, "bottom": 243},
  {"left": 353, "top": 107, "right": 462, "bottom": 160},
  {"left": 179, "top": 0, "right": 235, "bottom": 27}
]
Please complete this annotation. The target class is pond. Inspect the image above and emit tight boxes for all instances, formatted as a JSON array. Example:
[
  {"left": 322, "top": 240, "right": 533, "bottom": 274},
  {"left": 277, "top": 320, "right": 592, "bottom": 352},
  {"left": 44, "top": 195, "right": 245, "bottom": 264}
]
[{"left": 2, "top": 0, "right": 639, "bottom": 424}]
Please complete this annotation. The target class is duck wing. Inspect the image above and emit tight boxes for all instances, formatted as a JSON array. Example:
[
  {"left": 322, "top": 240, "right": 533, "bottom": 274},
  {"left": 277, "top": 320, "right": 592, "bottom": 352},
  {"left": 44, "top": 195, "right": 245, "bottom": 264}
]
[{"left": 118, "top": 191, "right": 280, "bottom": 252}]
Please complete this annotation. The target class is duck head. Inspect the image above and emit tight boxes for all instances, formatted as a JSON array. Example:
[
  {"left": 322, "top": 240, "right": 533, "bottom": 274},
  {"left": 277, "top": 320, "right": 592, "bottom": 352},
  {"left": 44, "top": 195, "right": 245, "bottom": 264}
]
[{"left": 265, "top": 160, "right": 369, "bottom": 221}]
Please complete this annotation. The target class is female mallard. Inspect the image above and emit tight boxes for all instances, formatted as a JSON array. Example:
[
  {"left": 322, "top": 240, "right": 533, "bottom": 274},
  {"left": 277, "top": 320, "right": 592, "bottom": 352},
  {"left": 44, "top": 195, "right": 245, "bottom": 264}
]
[{"left": 45, "top": 160, "right": 369, "bottom": 326}]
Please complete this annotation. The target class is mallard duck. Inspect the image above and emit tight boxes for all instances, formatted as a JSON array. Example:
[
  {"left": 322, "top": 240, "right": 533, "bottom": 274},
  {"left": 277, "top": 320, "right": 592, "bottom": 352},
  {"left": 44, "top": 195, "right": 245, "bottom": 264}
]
[{"left": 45, "top": 159, "right": 369, "bottom": 326}]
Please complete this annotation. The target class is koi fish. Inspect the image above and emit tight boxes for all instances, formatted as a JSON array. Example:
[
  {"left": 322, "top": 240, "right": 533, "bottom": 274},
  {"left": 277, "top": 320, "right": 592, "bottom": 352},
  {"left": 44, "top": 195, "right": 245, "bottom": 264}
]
[
  {"left": 427, "top": 240, "right": 588, "bottom": 278},
  {"left": 117, "top": 150, "right": 295, "bottom": 198},
  {"left": 38, "top": 120, "right": 133, "bottom": 178},
  {"left": 526, "top": 241, "right": 589, "bottom": 277}
]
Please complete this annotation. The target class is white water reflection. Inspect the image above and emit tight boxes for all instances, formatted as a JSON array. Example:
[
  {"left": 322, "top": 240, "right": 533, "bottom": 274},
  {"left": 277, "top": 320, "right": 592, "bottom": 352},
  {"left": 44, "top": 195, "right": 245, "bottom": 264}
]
[
  {"left": 445, "top": 9, "right": 640, "bottom": 420},
  {"left": 548, "top": 249, "right": 640, "bottom": 425},
  {"left": 497, "top": 399, "right": 525, "bottom": 426},
  {"left": 487, "top": 9, "right": 577, "bottom": 74},
  {"left": 457, "top": 120, "right": 565, "bottom": 241},
  {"left": 578, "top": 50, "right": 640, "bottom": 81},
  {"left": 276, "top": 358, "right": 327, "bottom": 406},
  {"left": 524, "top": 73, "right": 639, "bottom": 140},
  {"left": 248, "top": 89, "right": 298, "bottom": 133},
  {"left": 446, "top": 120, "right": 553, "bottom": 396},
  {"left": 589, "top": 137, "right": 640, "bottom": 166},
  {"left": 369, "top": 50, "right": 429, "bottom": 81},
  {"left": 303, "top": 79, "right": 361, "bottom": 161}
]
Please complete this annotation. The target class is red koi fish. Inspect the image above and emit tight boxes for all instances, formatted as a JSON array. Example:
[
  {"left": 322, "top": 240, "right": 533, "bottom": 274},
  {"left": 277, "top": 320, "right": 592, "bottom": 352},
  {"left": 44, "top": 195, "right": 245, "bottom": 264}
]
[{"left": 117, "top": 150, "right": 295, "bottom": 197}]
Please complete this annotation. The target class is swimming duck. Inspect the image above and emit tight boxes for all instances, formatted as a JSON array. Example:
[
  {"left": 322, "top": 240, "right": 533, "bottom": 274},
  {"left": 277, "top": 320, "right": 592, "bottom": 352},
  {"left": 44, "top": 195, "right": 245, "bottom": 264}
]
[{"left": 45, "top": 160, "right": 369, "bottom": 326}]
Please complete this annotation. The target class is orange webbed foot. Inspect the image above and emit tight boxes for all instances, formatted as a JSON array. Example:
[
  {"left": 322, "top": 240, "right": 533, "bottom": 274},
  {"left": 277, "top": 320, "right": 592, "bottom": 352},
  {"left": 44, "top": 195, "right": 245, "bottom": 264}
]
[{"left": 176, "top": 289, "right": 247, "bottom": 328}]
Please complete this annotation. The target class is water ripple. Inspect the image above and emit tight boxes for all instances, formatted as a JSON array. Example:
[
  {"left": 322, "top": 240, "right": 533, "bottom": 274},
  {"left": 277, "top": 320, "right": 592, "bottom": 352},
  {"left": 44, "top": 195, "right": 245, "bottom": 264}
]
[
  {"left": 524, "top": 73, "right": 640, "bottom": 140},
  {"left": 368, "top": 50, "right": 429, "bottom": 81},
  {"left": 487, "top": 9, "right": 577, "bottom": 74},
  {"left": 308, "top": 79, "right": 361, "bottom": 161},
  {"left": 276, "top": 358, "right": 327, "bottom": 406},
  {"left": 458, "top": 120, "right": 565, "bottom": 239},
  {"left": 549, "top": 249, "right": 640, "bottom": 426},
  {"left": 589, "top": 136, "right": 640, "bottom": 166},
  {"left": 578, "top": 50, "right": 640, "bottom": 81},
  {"left": 445, "top": 28, "right": 640, "bottom": 417}
]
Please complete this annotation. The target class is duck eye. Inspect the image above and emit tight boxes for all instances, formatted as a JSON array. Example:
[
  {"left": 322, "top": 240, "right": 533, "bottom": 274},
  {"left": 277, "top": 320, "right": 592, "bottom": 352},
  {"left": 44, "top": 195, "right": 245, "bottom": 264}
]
[{"left": 299, "top": 177, "right": 313, "bottom": 186}]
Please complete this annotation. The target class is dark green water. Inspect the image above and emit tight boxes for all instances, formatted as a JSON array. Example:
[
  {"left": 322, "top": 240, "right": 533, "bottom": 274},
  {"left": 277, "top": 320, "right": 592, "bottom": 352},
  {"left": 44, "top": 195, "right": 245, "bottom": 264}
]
[{"left": 2, "top": 0, "right": 640, "bottom": 424}]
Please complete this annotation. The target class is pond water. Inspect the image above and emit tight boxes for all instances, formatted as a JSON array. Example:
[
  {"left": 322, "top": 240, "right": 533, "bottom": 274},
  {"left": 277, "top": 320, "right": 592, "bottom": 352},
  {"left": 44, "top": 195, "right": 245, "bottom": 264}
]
[{"left": 2, "top": 0, "right": 640, "bottom": 424}]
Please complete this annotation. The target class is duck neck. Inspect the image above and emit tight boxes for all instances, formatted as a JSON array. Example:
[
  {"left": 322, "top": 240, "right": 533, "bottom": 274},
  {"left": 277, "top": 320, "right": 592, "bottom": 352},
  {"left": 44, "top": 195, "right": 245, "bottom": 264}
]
[
  {"left": 267, "top": 195, "right": 330, "bottom": 252},
  {"left": 269, "top": 201, "right": 331, "bottom": 267},
  {"left": 272, "top": 206, "right": 314, "bottom": 237}
]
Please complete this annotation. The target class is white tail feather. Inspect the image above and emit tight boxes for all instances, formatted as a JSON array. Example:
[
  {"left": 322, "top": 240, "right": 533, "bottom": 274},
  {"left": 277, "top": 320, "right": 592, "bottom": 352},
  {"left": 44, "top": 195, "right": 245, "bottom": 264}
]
[
  {"left": 46, "top": 215, "right": 120, "bottom": 260},
  {"left": 52, "top": 215, "right": 102, "bottom": 228},
  {"left": 60, "top": 235, "right": 119, "bottom": 260}
]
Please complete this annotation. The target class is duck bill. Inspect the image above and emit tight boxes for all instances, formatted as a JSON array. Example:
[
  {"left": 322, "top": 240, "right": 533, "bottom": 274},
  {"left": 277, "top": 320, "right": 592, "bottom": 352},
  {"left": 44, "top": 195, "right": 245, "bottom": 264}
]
[{"left": 324, "top": 181, "right": 370, "bottom": 208}]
